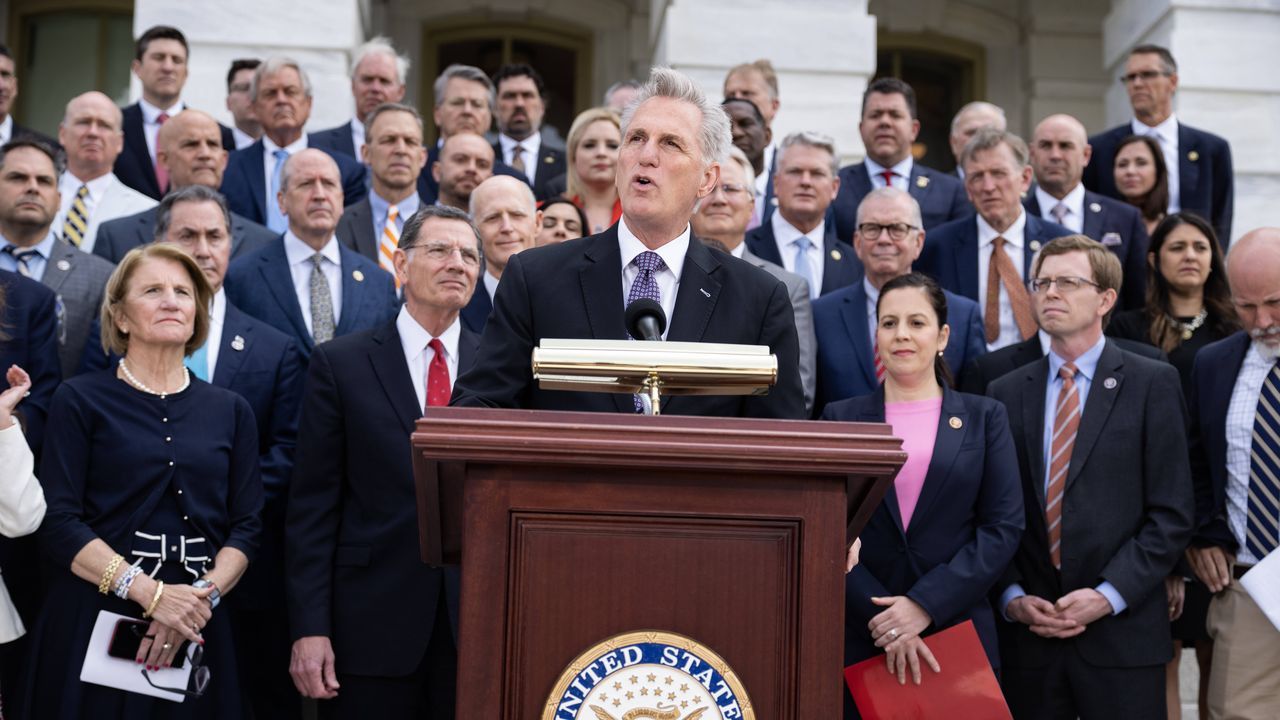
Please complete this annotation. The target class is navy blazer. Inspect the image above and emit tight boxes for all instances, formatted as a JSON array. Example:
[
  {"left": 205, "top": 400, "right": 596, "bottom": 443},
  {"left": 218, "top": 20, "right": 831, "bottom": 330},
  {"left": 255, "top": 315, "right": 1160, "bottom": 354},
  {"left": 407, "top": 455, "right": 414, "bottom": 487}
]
[
  {"left": 92, "top": 205, "right": 275, "bottom": 264},
  {"left": 115, "top": 103, "right": 237, "bottom": 200},
  {"left": 1082, "top": 122, "right": 1234, "bottom": 243},
  {"left": 988, "top": 340, "right": 1193, "bottom": 668},
  {"left": 309, "top": 120, "right": 358, "bottom": 158},
  {"left": 829, "top": 162, "right": 970, "bottom": 243},
  {"left": 821, "top": 387, "right": 1023, "bottom": 670},
  {"left": 812, "top": 282, "right": 986, "bottom": 414},
  {"left": 459, "top": 285, "right": 493, "bottom": 335},
  {"left": 744, "top": 220, "right": 862, "bottom": 296},
  {"left": 915, "top": 213, "right": 1072, "bottom": 303},
  {"left": 1024, "top": 189, "right": 1150, "bottom": 310},
  {"left": 417, "top": 143, "right": 525, "bottom": 205},
  {"left": 957, "top": 333, "right": 1168, "bottom": 395},
  {"left": 1187, "top": 331, "right": 1252, "bottom": 552},
  {"left": 452, "top": 226, "right": 804, "bottom": 418},
  {"left": 224, "top": 236, "right": 399, "bottom": 359},
  {"left": 0, "top": 270, "right": 61, "bottom": 457},
  {"left": 491, "top": 139, "right": 566, "bottom": 200},
  {"left": 287, "top": 320, "right": 478, "bottom": 675},
  {"left": 220, "top": 138, "right": 369, "bottom": 226}
]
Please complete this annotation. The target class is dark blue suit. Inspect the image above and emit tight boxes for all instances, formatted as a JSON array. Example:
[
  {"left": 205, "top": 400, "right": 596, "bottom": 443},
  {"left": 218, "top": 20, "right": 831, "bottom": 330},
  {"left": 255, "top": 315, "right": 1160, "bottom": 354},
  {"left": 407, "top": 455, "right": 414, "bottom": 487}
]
[
  {"left": 309, "top": 120, "right": 358, "bottom": 158},
  {"left": 220, "top": 137, "right": 369, "bottom": 226},
  {"left": 829, "top": 162, "right": 970, "bottom": 243},
  {"left": 812, "top": 282, "right": 985, "bottom": 414},
  {"left": 92, "top": 205, "right": 275, "bottom": 264},
  {"left": 1082, "top": 122, "right": 1234, "bottom": 244},
  {"left": 1187, "top": 331, "right": 1251, "bottom": 552},
  {"left": 460, "top": 284, "right": 493, "bottom": 335},
  {"left": 744, "top": 219, "right": 862, "bottom": 296},
  {"left": 1024, "top": 189, "right": 1150, "bottom": 310},
  {"left": 821, "top": 387, "right": 1023, "bottom": 716},
  {"left": 915, "top": 213, "right": 1072, "bottom": 303},
  {"left": 287, "top": 320, "right": 478, "bottom": 713},
  {"left": 418, "top": 143, "right": 526, "bottom": 206},
  {"left": 0, "top": 270, "right": 61, "bottom": 457},
  {"left": 115, "top": 103, "right": 238, "bottom": 200},
  {"left": 224, "top": 237, "right": 399, "bottom": 359}
]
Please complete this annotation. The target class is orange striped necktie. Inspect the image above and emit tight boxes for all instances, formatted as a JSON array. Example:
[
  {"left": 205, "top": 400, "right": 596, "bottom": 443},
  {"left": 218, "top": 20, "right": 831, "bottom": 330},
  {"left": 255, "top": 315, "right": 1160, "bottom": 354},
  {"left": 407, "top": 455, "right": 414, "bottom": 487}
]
[
  {"left": 984, "top": 236, "right": 1036, "bottom": 343},
  {"left": 380, "top": 205, "right": 400, "bottom": 289},
  {"left": 1046, "top": 362, "right": 1080, "bottom": 569}
]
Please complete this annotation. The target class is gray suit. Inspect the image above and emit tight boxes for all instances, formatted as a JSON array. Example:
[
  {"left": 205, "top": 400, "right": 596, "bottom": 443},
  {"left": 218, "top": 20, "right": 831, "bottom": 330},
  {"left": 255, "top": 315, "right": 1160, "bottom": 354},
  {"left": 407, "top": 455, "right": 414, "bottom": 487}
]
[
  {"left": 92, "top": 206, "right": 276, "bottom": 265},
  {"left": 41, "top": 239, "right": 115, "bottom": 377},
  {"left": 334, "top": 199, "right": 378, "bottom": 263},
  {"left": 740, "top": 246, "right": 815, "bottom": 415}
]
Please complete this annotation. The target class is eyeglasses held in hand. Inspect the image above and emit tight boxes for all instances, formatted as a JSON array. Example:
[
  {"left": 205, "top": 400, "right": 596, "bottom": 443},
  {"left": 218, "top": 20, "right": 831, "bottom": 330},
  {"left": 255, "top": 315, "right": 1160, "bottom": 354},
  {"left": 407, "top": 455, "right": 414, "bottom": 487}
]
[{"left": 141, "top": 642, "right": 211, "bottom": 699}]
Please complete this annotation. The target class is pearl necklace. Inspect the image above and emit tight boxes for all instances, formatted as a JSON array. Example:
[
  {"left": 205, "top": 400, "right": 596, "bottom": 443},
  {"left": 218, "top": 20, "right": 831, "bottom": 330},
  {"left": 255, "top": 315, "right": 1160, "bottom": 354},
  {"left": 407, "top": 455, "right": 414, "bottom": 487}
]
[
  {"left": 118, "top": 358, "right": 190, "bottom": 397},
  {"left": 1172, "top": 308, "right": 1209, "bottom": 341}
]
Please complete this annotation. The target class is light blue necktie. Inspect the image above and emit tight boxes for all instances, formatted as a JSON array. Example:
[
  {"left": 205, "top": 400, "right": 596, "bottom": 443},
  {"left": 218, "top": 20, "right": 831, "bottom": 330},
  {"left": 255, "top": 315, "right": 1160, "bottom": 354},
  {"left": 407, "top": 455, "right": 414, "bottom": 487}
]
[
  {"left": 792, "top": 236, "right": 817, "bottom": 300},
  {"left": 267, "top": 149, "right": 289, "bottom": 233},
  {"left": 185, "top": 342, "right": 209, "bottom": 382}
]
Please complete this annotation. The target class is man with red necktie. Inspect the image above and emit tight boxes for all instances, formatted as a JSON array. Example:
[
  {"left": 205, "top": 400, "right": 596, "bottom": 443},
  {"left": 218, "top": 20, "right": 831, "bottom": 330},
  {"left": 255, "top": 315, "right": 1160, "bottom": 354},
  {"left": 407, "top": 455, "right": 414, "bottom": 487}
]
[{"left": 286, "top": 204, "right": 481, "bottom": 718}]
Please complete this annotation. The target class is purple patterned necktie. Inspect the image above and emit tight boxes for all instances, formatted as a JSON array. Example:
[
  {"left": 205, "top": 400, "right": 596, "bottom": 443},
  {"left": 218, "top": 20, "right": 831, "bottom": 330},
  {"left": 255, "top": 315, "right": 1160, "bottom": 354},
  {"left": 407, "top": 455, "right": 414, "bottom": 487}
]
[{"left": 628, "top": 250, "right": 665, "bottom": 412}]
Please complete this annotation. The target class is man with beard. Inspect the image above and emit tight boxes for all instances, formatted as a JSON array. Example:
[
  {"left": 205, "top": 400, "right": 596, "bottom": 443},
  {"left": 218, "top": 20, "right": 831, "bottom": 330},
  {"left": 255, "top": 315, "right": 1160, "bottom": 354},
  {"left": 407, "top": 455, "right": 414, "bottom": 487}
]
[
  {"left": 722, "top": 98, "right": 771, "bottom": 230},
  {"left": 492, "top": 64, "right": 564, "bottom": 200},
  {"left": 432, "top": 133, "right": 493, "bottom": 212}
]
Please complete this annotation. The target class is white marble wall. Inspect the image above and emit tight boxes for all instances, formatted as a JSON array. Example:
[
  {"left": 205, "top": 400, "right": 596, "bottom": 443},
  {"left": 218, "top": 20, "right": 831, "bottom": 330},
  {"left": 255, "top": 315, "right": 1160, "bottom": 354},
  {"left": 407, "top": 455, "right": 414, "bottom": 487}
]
[
  {"left": 1104, "top": 0, "right": 1280, "bottom": 243},
  {"left": 131, "top": 0, "right": 363, "bottom": 132}
]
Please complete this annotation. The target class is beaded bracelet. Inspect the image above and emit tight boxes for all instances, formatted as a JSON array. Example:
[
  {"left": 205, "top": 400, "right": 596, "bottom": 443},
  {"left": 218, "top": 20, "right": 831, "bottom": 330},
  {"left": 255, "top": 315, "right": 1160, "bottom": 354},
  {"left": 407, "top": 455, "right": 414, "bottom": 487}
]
[
  {"left": 98, "top": 555, "right": 124, "bottom": 595},
  {"left": 143, "top": 581, "right": 165, "bottom": 619},
  {"left": 113, "top": 565, "right": 143, "bottom": 600}
]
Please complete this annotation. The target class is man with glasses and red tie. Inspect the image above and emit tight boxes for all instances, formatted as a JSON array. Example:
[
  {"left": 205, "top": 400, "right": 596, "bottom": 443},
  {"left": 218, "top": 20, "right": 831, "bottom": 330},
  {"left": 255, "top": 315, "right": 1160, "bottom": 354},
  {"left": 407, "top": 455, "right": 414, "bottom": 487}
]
[
  {"left": 988, "top": 235, "right": 1193, "bottom": 719},
  {"left": 286, "top": 204, "right": 481, "bottom": 718},
  {"left": 1082, "top": 44, "right": 1234, "bottom": 244}
]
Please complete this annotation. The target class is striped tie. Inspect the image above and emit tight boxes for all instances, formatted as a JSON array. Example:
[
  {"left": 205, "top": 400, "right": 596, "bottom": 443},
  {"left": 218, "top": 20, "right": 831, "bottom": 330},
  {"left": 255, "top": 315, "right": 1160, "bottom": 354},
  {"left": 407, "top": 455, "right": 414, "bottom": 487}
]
[
  {"left": 2, "top": 246, "right": 38, "bottom": 277},
  {"left": 62, "top": 185, "right": 90, "bottom": 246},
  {"left": 1247, "top": 360, "right": 1280, "bottom": 559},
  {"left": 1046, "top": 362, "right": 1080, "bottom": 569},
  {"left": 380, "top": 205, "right": 400, "bottom": 288}
]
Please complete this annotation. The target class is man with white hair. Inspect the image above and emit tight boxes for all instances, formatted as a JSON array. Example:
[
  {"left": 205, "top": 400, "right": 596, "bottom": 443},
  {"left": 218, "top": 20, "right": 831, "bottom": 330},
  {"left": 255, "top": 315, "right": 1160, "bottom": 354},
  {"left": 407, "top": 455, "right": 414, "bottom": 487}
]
[
  {"left": 453, "top": 67, "right": 804, "bottom": 418},
  {"left": 949, "top": 102, "right": 1006, "bottom": 178},
  {"left": 312, "top": 36, "right": 408, "bottom": 160}
]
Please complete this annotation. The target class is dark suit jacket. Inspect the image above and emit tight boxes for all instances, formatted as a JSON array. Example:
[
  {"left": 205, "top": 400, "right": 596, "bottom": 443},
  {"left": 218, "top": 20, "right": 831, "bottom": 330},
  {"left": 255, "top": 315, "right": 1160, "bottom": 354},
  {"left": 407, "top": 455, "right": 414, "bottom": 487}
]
[
  {"left": 812, "top": 282, "right": 985, "bottom": 414},
  {"left": 224, "top": 236, "right": 399, "bottom": 359},
  {"left": 1187, "top": 331, "right": 1252, "bottom": 552},
  {"left": 220, "top": 137, "right": 369, "bottom": 226},
  {"left": 417, "top": 143, "right": 525, "bottom": 205},
  {"left": 452, "top": 227, "right": 805, "bottom": 418},
  {"left": 493, "top": 137, "right": 566, "bottom": 200},
  {"left": 915, "top": 213, "right": 1072, "bottom": 303},
  {"left": 334, "top": 196, "right": 425, "bottom": 263},
  {"left": 92, "top": 205, "right": 275, "bottom": 264},
  {"left": 0, "top": 269, "right": 61, "bottom": 457},
  {"left": 988, "top": 340, "right": 1193, "bottom": 668},
  {"left": 1082, "top": 122, "right": 1234, "bottom": 243},
  {"left": 459, "top": 284, "right": 493, "bottom": 336},
  {"left": 829, "top": 162, "right": 970, "bottom": 242},
  {"left": 743, "top": 219, "right": 862, "bottom": 297},
  {"left": 115, "top": 103, "right": 237, "bottom": 200},
  {"left": 822, "top": 387, "right": 1023, "bottom": 669},
  {"left": 957, "top": 334, "right": 1168, "bottom": 395},
  {"left": 287, "top": 320, "right": 478, "bottom": 675},
  {"left": 309, "top": 120, "right": 358, "bottom": 158},
  {"left": 40, "top": 239, "right": 114, "bottom": 379},
  {"left": 1024, "top": 189, "right": 1150, "bottom": 310}
]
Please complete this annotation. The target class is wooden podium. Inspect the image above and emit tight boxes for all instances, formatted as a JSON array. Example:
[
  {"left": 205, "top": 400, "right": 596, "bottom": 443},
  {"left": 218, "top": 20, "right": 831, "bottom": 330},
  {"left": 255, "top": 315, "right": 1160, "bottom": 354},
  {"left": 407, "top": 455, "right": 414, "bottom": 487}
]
[{"left": 412, "top": 407, "right": 904, "bottom": 719}]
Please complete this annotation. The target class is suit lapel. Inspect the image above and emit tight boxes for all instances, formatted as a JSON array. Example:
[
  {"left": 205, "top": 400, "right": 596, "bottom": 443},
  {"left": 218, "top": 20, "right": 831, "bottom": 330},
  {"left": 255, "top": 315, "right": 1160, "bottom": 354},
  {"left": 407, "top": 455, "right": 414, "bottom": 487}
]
[
  {"left": 1024, "top": 193, "right": 1043, "bottom": 220},
  {"left": 457, "top": 326, "right": 481, "bottom": 376},
  {"left": 1065, "top": 341, "right": 1124, "bottom": 491},
  {"left": 123, "top": 105, "right": 159, "bottom": 196},
  {"left": 1206, "top": 333, "right": 1249, "bottom": 431},
  {"left": 839, "top": 283, "right": 878, "bottom": 389},
  {"left": 368, "top": 322, "right": 421, "bottom": 436},
  {"left": 350, "top": 202, "right": 378, "bottom": 261},
  {"left": 761, "top": 148, "right": 778, "bottom": 225},
  {"left": 853, "top": 388, "right": 906, "bottom": 535},
  {"left": 335, "top": 246, "right": 364, "bottom": 336},
  {"left": 908, "top": 388, "right": 967, "bottom": 533},
  {"left": 820, "top": 224, "right": 855, "bottom": 294},
  {"left": 667, "top": 238, "right": 721, "bottom": 344},
  {"left": 40, "top": 241, "right": 76, "bottom": 294},
  {"left": 212, "top": 304, "right": 251, "bottom": 388},
  {"left": 1020, "top": 359, "right": 1049, "bottom": 508},
  {"left": 245, "top": 142, "right": 268, "bottom": 222},
  {"left": 1081, "top": 192, "right": 1104, "bottom": 240},
  {"left": 1022, "top": 216, "right": 1043, "bottom": 278},
  {"left": 1179, "top": 124, "right": 1200, "bottom": 207},
  {"left": 578, "top": 230, "right": 630, "bottom": 413},
  {"left": 258, "top": 243, "right": 311, "bottom": 348},
  {"left": 745, "top": 223, "right": 783, "bottom": 266},
  {"left": 958, "top": 222, "right": 980, "bottom": 299}
]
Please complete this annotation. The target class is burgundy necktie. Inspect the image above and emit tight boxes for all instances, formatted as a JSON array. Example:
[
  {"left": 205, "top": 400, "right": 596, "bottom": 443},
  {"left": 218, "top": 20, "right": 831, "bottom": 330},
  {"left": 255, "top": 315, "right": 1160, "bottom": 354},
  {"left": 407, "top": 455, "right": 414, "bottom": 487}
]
[{"left": 879, "top": 169, "right": 896, "bottom": 189}]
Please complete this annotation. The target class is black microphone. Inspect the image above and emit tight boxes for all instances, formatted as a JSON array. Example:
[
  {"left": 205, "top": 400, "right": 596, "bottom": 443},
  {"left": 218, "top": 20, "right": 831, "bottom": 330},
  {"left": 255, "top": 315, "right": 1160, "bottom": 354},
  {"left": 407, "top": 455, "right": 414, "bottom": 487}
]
[{"left": 625, "top": 298, "right": 667, "bottom": 341}]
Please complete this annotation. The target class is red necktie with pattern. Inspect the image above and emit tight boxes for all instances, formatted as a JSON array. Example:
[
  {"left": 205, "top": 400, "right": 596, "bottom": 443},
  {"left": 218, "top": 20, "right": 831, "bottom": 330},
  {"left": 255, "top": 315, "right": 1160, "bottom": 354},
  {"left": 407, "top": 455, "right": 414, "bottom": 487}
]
[{"left": 425, "top": 338, "right": 451, "bottom": 410}]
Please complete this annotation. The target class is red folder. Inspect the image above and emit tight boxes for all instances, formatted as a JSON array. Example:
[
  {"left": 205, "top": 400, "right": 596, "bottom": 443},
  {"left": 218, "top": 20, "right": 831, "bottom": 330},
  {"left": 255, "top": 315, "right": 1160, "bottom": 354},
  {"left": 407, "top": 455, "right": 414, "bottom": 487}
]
[{"left": 844, "top": 620, "right": 1011, "bottom": 720}]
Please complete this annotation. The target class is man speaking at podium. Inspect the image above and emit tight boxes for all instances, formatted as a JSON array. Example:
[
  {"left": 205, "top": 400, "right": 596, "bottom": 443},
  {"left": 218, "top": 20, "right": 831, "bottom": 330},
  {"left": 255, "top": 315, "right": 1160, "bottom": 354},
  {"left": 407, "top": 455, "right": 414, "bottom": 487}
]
[{"left": 452, "top": 67, "right": 805, "bottom": 418}]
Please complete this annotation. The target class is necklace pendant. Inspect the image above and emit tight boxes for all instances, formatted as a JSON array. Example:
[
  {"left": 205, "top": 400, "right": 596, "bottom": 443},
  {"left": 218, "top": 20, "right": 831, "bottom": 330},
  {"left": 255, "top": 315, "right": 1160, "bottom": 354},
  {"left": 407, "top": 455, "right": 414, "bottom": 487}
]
[{"left": 1182, "top": 328, "right": 1193, "bottom": 340}]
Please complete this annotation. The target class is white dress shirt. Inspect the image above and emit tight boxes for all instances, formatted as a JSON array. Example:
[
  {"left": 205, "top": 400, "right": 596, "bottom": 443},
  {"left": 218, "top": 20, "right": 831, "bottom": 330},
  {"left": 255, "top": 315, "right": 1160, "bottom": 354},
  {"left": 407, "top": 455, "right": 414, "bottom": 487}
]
[
  {"left": 350, "top": 118, "right": 366, "bottom": 159},
  {"left": 205, "top": 288, "right": 227, "bottom": 378},
  {"left": 0, "top": 418, "right": 46, "bottom": 643},
  {"left": 864, "top": 156, "right": 915, "bottom": 191},
  {"left": 57, "top": 171, "right": 113, "bottom": 225},
  {"left": 618, "top": 216, "right": 688, "bottom": 337},
  {"left": 138, "top": 98, "right": 183, "bottom": 166},
  {"left": 1132, "top": 115, "right": 1180, "bottom": 213},
  {"left": 1034, "top": 183, "right": 1086, "bottom": 234},
  {"left": 976, "top": 209, "right": 1028, "bottom": 351},
  {"left": 1224, "top": 342, "right": 1278, "bottom": 565},
  {"left": 262, "top": 134, "right": 309, "bottom": 206},
  {"left": 499, "top": 132, "right": 543, "bottom": 185},
  {"left": 231, "top": 126, "right": 256, "bottom": 151},
  {"left": 396, "top": 304, "right": 462, "bottom": 410},
  {"left": 0, "top": 115, "right": 12, "bottom": 146},
  {"left": 770, "top": 211, "right": 825, "bottom": 297},
  {"left": 483, "top": 270, "right": 500, "bottom": 302},
  {"left": 283, "top": 231, "right": 344, "bottom": 335}
]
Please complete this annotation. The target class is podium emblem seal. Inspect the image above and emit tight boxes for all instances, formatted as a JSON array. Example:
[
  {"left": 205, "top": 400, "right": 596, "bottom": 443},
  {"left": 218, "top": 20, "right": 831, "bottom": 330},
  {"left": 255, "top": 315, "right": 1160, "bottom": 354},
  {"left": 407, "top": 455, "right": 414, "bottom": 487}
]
[{"left": 542, "top": 630, "right": 754, "bottom": 720}]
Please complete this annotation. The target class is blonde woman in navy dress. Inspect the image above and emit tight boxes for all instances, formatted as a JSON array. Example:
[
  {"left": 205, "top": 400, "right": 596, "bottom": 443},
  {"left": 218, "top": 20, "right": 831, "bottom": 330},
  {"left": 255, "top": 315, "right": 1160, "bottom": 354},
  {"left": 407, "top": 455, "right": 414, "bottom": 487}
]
[{"left": 24, "top": 244, "right": 262, "bottom": 718}]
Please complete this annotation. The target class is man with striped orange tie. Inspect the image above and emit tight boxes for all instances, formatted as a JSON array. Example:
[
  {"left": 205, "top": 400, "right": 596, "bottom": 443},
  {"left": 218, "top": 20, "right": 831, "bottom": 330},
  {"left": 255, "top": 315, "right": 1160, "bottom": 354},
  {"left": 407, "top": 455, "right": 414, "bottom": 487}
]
[
  {"left": 335, "top": 103, "right": 432, "bottom": 284},
  {"left": 988, "top": 234, "right": 1194, "bottom": 719}
]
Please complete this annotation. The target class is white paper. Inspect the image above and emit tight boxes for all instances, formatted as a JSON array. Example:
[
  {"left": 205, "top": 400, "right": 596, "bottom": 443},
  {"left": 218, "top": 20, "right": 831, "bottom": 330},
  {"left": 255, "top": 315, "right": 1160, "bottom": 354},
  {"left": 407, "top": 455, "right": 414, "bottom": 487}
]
[
  {"left": 79, "top": 610, "right": 190, "bottom": 702},
  {"left": 1240, "top": 550, "right": 1280, "bottom": 634}
]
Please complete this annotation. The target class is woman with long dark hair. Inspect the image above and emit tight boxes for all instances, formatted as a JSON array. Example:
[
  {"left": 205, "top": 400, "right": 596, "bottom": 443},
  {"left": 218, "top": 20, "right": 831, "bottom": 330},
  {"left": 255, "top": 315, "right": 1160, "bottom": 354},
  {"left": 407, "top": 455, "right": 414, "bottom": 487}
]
[{"left": 1114, "top": 134, "right": 1169, "bottom": 236}]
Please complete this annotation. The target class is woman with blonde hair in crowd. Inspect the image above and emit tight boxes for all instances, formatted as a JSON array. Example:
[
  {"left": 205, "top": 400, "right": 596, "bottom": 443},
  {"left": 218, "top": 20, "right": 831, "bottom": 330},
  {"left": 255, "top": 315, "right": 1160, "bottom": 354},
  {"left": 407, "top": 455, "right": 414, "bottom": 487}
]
[{"left": 563, "top": 107, "right": 622, "bottom": 234}]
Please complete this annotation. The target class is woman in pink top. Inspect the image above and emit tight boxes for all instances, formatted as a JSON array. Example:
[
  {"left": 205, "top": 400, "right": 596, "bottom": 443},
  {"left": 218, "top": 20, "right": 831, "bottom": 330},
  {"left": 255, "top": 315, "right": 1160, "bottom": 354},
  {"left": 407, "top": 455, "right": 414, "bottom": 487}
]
[{"left": 821, "top": 273, "right": 1023, "bottom": 717}]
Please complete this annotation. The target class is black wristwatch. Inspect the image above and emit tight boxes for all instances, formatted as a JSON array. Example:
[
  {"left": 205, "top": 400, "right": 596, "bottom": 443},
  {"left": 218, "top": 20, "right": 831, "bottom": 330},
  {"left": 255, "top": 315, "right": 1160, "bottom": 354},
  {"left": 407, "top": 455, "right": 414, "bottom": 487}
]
[{"left": 193, "top": 578, "right": 221, "bottom": 609}]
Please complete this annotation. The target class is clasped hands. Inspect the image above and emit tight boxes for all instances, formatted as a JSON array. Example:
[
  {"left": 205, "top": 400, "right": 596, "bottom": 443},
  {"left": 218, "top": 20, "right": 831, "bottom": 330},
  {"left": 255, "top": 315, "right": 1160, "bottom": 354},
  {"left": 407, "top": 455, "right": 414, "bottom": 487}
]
[
  {"left": 867, "top": 596, "right": 940, "bottom": 686},
  {"left": 1006, "top": 588, "right": 1113, "bottom": 639},
  {"left": 134, "top": 582, "right": 215, "bottom": 671}
]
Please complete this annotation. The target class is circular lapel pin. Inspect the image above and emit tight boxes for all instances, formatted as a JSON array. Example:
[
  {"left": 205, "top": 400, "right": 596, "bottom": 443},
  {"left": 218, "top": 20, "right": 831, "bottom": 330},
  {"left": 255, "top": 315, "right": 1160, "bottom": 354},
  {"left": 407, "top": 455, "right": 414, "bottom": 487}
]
[
  {"left": 352, "top": 270, "right": 365, "bottom": 282},
  {"left": 949, "top": 417, "right": 963, "bottom": 429},
  {"left": 830, "top": 249, "right": 841, "bottom": 261},
  {"left": 1030, "top": 240, "right": 1042, "bottom": 252},
  {"left": 57, "top": 259, "right": 71, "bottom": 271},
  {"left": 1089, "top": 202, "right": 1102, "bottom": 213},
  {"left": 1103, "top": 377, "right": 1117, "bottom": 389},
  {"left": 231, "top": 335, "right": 246, "bottom": 351},
  {"left": 1188, "top": 150, "right": 1199, "bottom": 162}
]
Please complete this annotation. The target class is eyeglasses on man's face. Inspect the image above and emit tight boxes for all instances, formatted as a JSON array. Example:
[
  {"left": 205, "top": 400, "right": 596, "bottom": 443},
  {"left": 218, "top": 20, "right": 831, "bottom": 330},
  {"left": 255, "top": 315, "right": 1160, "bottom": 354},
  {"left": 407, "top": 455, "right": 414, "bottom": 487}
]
[
  {"left": 1027, "top": 276, "right": 1102, "bottom": 294},
  {"left": 1119, "top": 70, "right": 1171, "bottom": 85},
  {"left": 403, "top": 242, "right": 482, "bottom": 267},
  {"left": 857, "top": 222, "right": 918, "bottom": 241}
]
